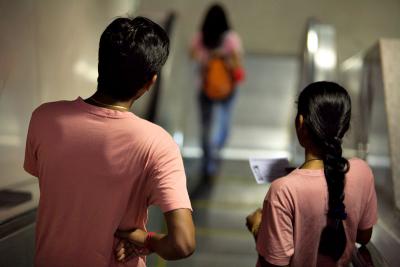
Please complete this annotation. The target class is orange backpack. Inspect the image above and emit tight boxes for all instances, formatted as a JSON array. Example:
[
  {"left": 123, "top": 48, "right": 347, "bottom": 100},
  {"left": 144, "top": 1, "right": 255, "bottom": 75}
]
[{"left": 203, "top": 56, "right": 234, "bottom": 100}]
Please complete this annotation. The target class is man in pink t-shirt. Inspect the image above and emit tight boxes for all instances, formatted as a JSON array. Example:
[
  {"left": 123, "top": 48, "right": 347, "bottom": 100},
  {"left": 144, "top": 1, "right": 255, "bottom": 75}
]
[{"left": 24, "top": 17, "right": 195, "bottom": 267}]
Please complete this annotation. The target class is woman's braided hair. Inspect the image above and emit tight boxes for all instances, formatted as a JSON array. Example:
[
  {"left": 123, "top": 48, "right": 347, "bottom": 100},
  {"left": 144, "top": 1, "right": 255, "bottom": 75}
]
[{"left": 297, "top": 81, "right": 351, "bottom": 261}]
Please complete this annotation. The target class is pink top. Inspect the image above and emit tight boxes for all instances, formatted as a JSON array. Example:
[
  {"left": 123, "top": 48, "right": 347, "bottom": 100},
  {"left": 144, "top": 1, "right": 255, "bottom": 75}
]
[
  {"left": 190, "top": 30, "right": 243, "bottom": 64},
  {"left": 256, "top": 158, "right": 378, "bottom": 267},
  {"left": 24, "top": 98, "right": 192, "bottom": 267}
]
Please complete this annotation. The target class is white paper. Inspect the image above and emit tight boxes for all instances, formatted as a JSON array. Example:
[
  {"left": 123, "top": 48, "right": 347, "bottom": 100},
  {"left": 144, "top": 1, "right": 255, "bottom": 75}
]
[{"left": 249, "top": 157, "right": 290, "bottom": 184}]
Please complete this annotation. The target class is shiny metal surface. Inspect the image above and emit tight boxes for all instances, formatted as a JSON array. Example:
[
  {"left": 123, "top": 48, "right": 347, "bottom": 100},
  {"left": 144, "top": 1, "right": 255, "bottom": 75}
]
[
  {"left": 341, "top": 39, "right": 400, "bottom": 267},
  {"left": 300, "top": 19, "right": 337, "bottom": 89}
]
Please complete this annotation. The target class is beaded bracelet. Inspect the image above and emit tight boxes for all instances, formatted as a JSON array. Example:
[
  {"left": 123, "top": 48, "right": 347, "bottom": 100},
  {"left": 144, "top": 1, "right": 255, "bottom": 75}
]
[{"left": 144, "top": 232, "right": 156, "bottom": 252}]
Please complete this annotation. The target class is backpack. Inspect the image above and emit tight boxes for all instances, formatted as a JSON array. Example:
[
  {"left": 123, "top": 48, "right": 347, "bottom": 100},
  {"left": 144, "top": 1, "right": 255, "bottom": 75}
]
[{"left": 202, "top": 56, "right": 234, "bottom": 100}]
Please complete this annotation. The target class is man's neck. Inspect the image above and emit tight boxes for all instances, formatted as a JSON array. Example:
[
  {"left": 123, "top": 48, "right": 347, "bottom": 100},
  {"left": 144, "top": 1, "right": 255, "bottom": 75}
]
[{"left": 85, "top": 92, "right": 134, "bottom": 111}]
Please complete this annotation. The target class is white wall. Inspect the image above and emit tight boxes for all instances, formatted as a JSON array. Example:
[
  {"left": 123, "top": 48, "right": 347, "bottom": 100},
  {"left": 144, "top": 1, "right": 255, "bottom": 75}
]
[
  {"left": 0, "top": 0, "right": 136, "bottom": 188},
  {"left": 138, "top": 0, "right": 400, "bottom": 63}
]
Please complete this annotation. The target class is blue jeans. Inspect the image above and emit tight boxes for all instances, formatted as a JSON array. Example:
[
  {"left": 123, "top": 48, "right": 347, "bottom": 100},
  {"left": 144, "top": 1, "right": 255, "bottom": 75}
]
[{"left": 199, "top": 90, "right": 237, "bottom": 177}]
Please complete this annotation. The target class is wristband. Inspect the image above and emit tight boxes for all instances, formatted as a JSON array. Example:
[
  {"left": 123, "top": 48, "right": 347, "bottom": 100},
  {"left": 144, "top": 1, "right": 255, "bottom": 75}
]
[{"left": 144, "top": 232, "right": 156, "bottom": 252}]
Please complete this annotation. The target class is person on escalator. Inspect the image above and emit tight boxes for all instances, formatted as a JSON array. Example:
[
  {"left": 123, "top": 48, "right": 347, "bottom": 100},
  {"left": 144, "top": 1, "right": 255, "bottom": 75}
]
[
  {"left": 190, "top": 3, "right": 245, "bottom": 183},
  {"left": 246, "top": 82, "right": 377, "bottom": 266},
  {"left": 24, "top": 17, "right": 195, "bottom": 267}
]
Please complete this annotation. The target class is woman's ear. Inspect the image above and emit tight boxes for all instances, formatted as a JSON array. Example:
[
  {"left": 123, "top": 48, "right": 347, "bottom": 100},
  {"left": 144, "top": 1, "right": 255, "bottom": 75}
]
[{"left": 295, "top": 114, "right": 304, "bottom": 130}]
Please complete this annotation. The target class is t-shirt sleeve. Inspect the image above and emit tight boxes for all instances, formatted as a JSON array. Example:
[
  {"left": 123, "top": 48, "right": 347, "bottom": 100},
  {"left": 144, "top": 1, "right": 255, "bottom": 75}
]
[
  {"left": 224, "top": 31, "right": 243, "bottom": 54},
  {"left": 190, "top": 32, "right": 207, "bottom": 63},
  {"left": 358, "top": 163, "right": 378, "bottom": 230},
  {"left": 147, "top": 134, "right": 192, "bottom": 213},
  {"left": 24, "top": 112, "right": 39, "bottom": 177},
  {"left": 190, "top": 32, "right": 201, "bottom": 51},
  {"left": 256, "top": 182, "right": 294, "bottom": 266}
]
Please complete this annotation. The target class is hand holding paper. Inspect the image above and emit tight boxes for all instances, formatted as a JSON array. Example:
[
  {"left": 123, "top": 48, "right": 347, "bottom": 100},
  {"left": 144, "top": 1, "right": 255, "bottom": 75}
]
[{"left": 249, "top": 157, "right": 291, "bottom": 184}]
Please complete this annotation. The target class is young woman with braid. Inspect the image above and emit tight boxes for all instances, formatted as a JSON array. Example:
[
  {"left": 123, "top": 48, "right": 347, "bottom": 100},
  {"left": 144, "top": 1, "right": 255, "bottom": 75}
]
[{"left": 246, "top": 82, "right": 377, "bottom": 266}]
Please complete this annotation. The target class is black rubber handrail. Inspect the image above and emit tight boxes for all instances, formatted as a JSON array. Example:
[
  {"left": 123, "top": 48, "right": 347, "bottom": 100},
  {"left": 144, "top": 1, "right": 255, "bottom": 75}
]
[{"left": 145, "top": 12, "right": 177, "bottom": 123}]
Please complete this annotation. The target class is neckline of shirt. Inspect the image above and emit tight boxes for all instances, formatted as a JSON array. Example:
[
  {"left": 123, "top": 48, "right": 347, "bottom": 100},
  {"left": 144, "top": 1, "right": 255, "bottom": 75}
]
[
  {"left": 292, "top": 158, "right": 357, "bottom": 177},
  {"left": 293, "top": 168, "right": 325, "bottom": 176},
  {"left": 75, "top": 97, "right": 137, "bottom": 119}
]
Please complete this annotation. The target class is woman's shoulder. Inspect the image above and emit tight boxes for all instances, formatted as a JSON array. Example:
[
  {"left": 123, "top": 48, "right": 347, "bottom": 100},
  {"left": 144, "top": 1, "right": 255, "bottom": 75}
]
[
  {"left": 223, "top": 30, "right": 243, "bottom": 52},
  {"left": 265, "top": 172, "right": 304, "bottom": 209},
  {"left": 268, "top": 171, "right": 301, "bottom": 197},
  {"left": 348, "top": 157, "right": 368, "bottom": 165},
  {"left": 224, "top": 30, "right": 241, "bottom": 41},
  {"left": 190, "top": 32, "right": 203, "bottom": 47},
  {"left": 268, "top": 168, "right": 328, "bottom": 200},
  {"left": 345, "top": 157, "right": 375, "bottom": 192},
  {"left": 347, "top": 157, "right": 373, "bottom": 177}
]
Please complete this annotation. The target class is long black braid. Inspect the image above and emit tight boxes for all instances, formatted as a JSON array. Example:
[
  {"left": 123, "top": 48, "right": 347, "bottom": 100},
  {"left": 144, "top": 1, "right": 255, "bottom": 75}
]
[{"left": 297, "top": 81, "right": 351, "bottom": 261}]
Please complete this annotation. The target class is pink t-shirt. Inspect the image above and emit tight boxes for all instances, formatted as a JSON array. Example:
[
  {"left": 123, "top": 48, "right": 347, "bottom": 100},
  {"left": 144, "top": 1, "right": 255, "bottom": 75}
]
[
  {"left": 24, "top": 97, "right": 192, "bottom": 267},
  {"left": 190, "top": 30, "right": 243, "bottom": 64},
  {"left": 256, "top": 158, "right": 377, "bottom": 267}
]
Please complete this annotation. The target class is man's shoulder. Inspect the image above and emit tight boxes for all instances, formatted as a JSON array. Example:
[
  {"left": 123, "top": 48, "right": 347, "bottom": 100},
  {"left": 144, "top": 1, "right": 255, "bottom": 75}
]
[
  {"left": 135, "top": 117, "right": 169, "bottom": 135},
  {"left": 130, "top": 117, "right": 176, "bottom": 145},
  {"left": 32, "top": 100, "right": 72, "bottom": 116}
]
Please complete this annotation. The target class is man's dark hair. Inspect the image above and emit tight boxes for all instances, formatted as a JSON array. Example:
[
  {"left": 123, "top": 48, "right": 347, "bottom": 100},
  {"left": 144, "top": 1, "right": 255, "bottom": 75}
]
[{"left": 97, "top": 17, "right": 169, "bottom": 100}]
